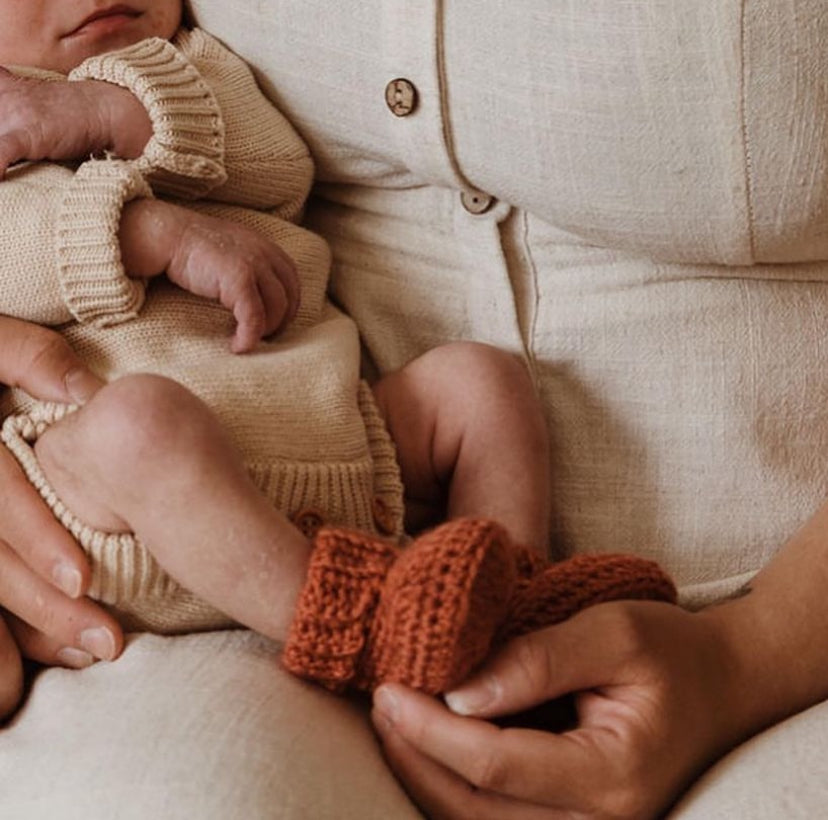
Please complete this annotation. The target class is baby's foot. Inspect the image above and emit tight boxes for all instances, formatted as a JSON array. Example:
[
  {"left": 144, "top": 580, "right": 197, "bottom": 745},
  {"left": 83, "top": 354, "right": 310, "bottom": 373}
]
[{"left": 282, "top": 519, "right": 518, "bottom": 695}]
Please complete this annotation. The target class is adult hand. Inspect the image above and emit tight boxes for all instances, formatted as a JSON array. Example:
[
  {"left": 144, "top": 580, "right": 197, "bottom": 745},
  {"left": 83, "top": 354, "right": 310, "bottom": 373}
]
[
  {"left": 0, "top": 317, "right": 124, "bottom": 678},
  {"left": 0, "top": 69, "right": 151, "bottom": 177},
  {"left": 372, "top": 600, "right": 750, "bottom": 820}
]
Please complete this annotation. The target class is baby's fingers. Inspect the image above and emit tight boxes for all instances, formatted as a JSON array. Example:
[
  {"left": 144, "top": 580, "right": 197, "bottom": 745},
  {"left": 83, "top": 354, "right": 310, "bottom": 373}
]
[
  {"left": 229, "top": 280, "right": 268, "bottom": 354},
  {"left": 258, "top": 267, "right": 296, "bottom": 336},
  {"left": 0, "top": 133, "right": 24, "bottom": 179},
  {"left": 265, "top": 245, "right": 299, "bottom": 330}
]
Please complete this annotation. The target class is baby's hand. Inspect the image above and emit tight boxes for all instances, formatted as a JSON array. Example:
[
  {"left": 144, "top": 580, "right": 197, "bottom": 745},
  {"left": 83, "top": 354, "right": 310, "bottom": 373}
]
[
  {"left": 168, "top": 210, "right": 300, "bottom": 352},
  {"left": 120, "top": 200, "right": 299, "bottom": 352},
  {"left": 0, "top": 69, "right": 151, "bottom": 176}
]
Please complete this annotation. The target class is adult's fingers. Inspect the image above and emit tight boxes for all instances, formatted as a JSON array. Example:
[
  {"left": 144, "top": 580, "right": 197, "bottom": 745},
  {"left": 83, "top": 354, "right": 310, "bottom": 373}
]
[
  {"left": 0, "top": 444, "right": 91, "bottom": 595},
  {"left": 0, "top": 537, "right": 122, "bottom": 662},
  {"left": 373, "top": 700, "right": 559, "bottom": 820},
  {"left": 445, "top": 601, "right": 667, "bottom": 718},
  {"left": 0, "top": 615, "right": 23, "bottom": 720},
  {"left": 0, "top": 316, "right": 103, "bottom": 404},
  {"left": 6, "top": 614, "right": 95, "bottom": 669},
  {"left": 374, "top": 685, "right": 602, "bottom": 810}
]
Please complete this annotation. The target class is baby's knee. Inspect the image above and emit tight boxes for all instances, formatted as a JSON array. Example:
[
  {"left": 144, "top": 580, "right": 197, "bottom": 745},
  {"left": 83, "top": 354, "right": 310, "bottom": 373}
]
[
  {"left": 427, "top": 341, "right": 534, "bottom": 401},
  {"left": 66, "top": 373, "right": 216, "bottom": 468}
]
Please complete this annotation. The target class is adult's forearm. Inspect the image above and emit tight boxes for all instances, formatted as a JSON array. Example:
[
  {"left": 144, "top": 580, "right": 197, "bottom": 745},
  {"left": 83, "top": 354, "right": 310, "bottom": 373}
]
[{"left": 700, "top": 498, "right": 828, "bottom": 744}]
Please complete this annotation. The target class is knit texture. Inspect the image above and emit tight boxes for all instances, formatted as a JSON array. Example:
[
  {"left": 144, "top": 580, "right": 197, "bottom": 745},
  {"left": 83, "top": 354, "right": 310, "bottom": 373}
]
[
  {"left": 70, "top": 29, "right": 314, "bottom": 218},
  {"left": 282, "top": 518, "right": 677, "bottom": 695},
  {"left": 283, "top": 519, "right": 518, "bottom": 694},
  {"left": 57, "top": 160, "right": 152, "bottom": 327},
  {"left": 0, "top": 30, "right": 405, "bottom": 633},
  {"left": 69, "top": 33, "right": 227, "bottom": 199},
  {"left": 498, "top": 549, "right": 678, "bottom": 644}
]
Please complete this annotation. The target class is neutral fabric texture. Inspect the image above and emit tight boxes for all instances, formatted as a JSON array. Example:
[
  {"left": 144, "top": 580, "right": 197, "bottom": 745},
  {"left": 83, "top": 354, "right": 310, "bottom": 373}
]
[
  {"left": 0, "top": 632, "right": 421, "bottom": 820},
  {"left": 183, "top": 0, "right": 828, "bottom": 815},
  {"left": 0, "top": 29, "right": 405, "bottom": 632},
  {"left": 2, "top": 1, "right": 828, "bottom": 817},
  {"left": 186, "top": 0, "right": 828, "bottom": 610}
]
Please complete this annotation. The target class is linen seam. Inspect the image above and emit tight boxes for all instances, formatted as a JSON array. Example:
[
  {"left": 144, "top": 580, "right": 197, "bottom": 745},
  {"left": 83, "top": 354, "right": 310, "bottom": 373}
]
[{"left": 738, "top": 0, "right": 757, "bottom": 263}]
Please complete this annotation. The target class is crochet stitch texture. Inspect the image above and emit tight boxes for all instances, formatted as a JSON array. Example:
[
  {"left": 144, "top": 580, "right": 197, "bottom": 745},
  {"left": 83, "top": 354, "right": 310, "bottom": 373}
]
[{"left": 283, "top": 518, "right": 677, "bottom": 694}]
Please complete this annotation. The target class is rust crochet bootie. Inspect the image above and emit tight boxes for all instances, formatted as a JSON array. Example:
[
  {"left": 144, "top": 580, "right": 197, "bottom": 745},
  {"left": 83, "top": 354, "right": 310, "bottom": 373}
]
[
  {"left": 282, "top": 519, "right": 519, "bottom": 695},
  {"left": 496, "top": 547, "right": 678, "bottom": 645}
]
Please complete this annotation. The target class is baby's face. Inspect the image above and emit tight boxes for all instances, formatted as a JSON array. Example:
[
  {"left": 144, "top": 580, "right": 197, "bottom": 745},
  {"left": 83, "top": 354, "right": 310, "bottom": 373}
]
[{"left": 0, "top": 1, "right": 183, "bottom": 73}]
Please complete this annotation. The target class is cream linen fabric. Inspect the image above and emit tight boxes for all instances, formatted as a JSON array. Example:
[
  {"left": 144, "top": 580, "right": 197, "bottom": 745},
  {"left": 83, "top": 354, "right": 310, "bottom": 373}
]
[
  {"left": 0, "top": 632, "right": 420, "bottom": 820},
  {"left": 190, "top": 0, "right": 828, "bottom": 608},
  {"left": 4, "top": 1, "right": 828, "bottom": 817}
]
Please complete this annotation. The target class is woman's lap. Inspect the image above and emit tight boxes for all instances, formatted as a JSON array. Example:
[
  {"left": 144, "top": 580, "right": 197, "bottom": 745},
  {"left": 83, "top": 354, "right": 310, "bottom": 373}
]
[
  {"left": 2, "top": 627, "right": 826, "bottom": 818},
  {"left": 670, "top": 697, "right": 828, "bottom": 818},
  {"left": 0, "top": 630, "right": 420, "bottom": 820}
]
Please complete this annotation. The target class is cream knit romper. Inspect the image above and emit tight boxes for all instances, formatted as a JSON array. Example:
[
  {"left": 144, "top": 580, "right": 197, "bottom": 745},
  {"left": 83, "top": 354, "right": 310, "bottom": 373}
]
[{"left": 0, "top": 30, "right": 404, "bottom": 633}]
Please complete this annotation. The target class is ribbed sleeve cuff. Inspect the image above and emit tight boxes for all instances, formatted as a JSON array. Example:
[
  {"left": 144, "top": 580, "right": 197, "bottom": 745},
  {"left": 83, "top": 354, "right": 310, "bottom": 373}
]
[
  {"left": 57, "top": 159, "right": 150, "bottom": 326},
  {"left": 69, "top": 36, "right": 227, "bottom": 198}
]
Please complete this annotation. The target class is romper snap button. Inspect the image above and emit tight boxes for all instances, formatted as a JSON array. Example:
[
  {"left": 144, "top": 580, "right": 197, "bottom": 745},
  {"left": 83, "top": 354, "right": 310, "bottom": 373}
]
[
  {"left": 291, "top": 509, "right": 326, "bottom": 539},
  {"left": 385, "top": 78, "right": 418, "bottom": 117}
]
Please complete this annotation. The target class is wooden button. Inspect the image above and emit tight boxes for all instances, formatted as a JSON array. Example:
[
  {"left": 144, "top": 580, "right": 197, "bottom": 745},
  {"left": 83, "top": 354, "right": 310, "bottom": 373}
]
[{"left": 385, "top": 78, "right": 418, "bottom": 117}]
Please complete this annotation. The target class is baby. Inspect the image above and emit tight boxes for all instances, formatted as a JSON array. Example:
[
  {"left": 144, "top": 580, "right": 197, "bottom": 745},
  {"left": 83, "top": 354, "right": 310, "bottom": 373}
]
[{"left": 0, "top": 0, "right": 675, "bottom": 694}]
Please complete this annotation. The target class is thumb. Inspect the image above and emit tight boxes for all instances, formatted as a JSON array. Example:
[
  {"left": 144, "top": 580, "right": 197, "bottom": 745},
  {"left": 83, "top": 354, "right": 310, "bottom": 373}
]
[
  {"left": 444, "top": 601, "right": 656, "bottom": 718},
  {"left": 0, "top": 317, "right": 103, "bottom": 404}
]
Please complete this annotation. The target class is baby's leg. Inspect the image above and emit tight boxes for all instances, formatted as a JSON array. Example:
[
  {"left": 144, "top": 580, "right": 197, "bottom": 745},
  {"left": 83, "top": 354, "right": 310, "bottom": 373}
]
[
  {"left": 372, "top": 342, "right": 551, "bottom": 553},
  {"left": 33, "top": 373, "right": 309, "bottom": 640}
]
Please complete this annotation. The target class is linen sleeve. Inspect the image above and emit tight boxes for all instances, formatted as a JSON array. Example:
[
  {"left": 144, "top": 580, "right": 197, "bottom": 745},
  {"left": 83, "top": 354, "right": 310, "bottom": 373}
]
[{"left": 0, "top": 159, "right": 150, "bottom": 327}]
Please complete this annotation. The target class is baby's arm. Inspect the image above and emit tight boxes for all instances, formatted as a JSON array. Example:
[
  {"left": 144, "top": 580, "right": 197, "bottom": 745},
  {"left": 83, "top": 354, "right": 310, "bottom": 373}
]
[
  {"left": 0, "top": 160, "right": 301, "bottom": 351},
  {"left": 0, "top": 161, "right": 148, "bottom": 328},
  {"left": 120, "top": 197, "right": 300, "bottom": 352},
  {"left": 1, "top": 29, "right": 313, "bottom": 216}
]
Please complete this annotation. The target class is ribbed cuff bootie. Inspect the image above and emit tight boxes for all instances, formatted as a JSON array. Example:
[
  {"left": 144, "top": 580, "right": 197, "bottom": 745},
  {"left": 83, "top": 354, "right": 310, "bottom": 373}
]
[
  {"left": 496, "top": 548, "right": 678, "bottom": 645},
  {"left": 282, "top": 519, "right": 518, "bottom": 694},
  {"left": 282, "top": 518, "right": 678, "bottom": 696}
]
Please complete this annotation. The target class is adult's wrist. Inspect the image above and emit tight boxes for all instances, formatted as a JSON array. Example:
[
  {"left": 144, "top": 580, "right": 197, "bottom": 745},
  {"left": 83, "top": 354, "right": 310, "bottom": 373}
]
[{"left": 694, "top": 590, "right": 811, "bottom": 748}]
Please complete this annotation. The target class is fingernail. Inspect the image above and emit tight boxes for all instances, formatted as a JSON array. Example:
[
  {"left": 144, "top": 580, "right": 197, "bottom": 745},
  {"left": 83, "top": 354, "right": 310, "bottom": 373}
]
[
  {"left": 52, "top": 563, "right": 82, "bottom": 598},
  {"left": 445, "top": 676, "right": 500, "bottom": 716},
  {"left": 79, "top": 627, "right": 116, "bottom": 661},
  {"left": 56, "top": 647, "right": 96, "bottom": 669},
  {"left": 373, "top": 686, "right": 400, "bottom": 727},
  {"left": 65, "top": 367, "right": 102, "bottom": 405}
]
